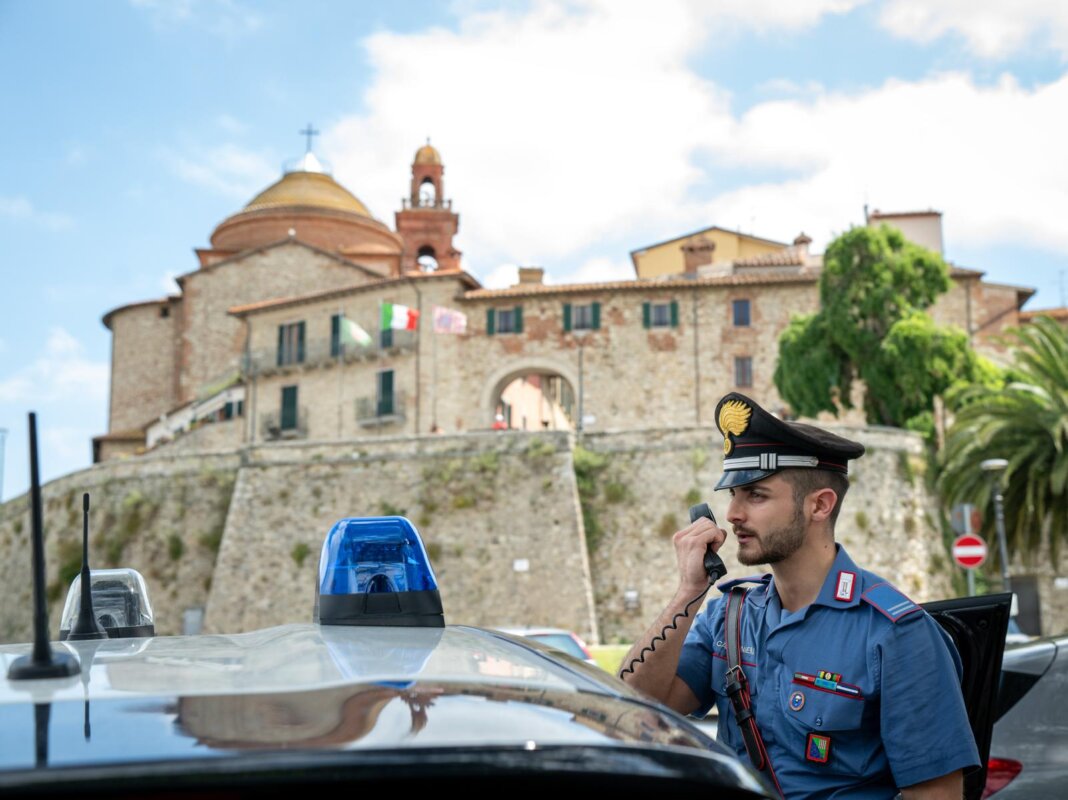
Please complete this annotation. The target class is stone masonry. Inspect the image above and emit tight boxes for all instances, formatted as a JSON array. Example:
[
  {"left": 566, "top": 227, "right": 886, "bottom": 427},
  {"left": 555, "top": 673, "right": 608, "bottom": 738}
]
[{"left": 6, "top": 427, "right": 1061, "bottom": 646}]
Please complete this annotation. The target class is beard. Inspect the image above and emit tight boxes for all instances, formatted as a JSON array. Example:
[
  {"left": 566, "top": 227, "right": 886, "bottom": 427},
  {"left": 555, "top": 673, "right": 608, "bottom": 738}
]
[{"left": 735, "top": 501, "right": 806, "bottom": 566}]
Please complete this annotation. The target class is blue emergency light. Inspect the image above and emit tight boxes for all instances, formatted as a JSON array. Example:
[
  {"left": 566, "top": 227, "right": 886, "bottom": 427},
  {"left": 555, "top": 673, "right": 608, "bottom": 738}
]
[{"left": 315, "top": 516, "right": 444, "bottom": 628}]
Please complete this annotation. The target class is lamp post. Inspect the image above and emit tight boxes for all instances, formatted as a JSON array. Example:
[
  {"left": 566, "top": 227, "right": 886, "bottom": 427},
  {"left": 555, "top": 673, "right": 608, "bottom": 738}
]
[{"left": 980, "top": 458, "right": 1011, "bottom": 591}]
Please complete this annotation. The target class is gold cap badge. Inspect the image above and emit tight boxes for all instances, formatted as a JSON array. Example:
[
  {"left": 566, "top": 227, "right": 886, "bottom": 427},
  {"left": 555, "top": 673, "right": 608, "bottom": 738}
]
[{"left": 718, "top": 399, "right": 752, "bottom": 454}]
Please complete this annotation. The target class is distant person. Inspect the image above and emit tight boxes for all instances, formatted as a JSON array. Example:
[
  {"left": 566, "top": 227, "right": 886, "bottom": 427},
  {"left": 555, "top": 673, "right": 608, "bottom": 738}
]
[
  {"left": 621, "top": 392, "right": 977, "bottom": 799},
  {"left": 491, "top": 413, "right": 507, "bottom": 431}
]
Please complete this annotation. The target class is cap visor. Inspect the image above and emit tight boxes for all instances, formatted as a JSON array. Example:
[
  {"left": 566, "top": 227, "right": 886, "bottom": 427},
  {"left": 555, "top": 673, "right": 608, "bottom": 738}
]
[{"left": 714, "top": 468, "right": 776, "bottom": 491}]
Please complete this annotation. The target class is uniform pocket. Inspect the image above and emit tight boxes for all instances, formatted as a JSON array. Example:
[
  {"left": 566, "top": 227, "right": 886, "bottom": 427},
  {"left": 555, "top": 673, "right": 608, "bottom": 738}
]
[
  {"left": 779, "top": 673, "right": 870, "bottom": 777},
  {"left": 783, "top": 680, "right": 864, "bottom": 732}
]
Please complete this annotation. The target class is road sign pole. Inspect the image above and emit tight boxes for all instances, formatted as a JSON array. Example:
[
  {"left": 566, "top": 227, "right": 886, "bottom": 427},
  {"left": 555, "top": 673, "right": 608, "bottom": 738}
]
[{"left": 963, "top": 505, "right": 976, "bottom": 596}]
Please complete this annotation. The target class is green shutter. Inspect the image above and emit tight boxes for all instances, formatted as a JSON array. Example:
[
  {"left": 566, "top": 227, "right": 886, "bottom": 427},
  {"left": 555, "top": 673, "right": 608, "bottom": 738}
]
[
  {"left": 378, "top": 370, "right": 394, "bottom": 416},
  {"left": 331, "top": 314, "right": 341, "bottom": 357},
  {"left": 642, "top": 302, "right": 651, "bottom": 329},
  {"left": 514, "top": 305, "right": 523, "bottom": 334},
  {"left": 591, "top": 302, "right": 601, "bottom": 330},
  {"left": 670, "top": 300, "right": 679, "bottom": 328},
  {"left": 297, "top": 321, "right": 306, "bottom": 362},
  {"left": 563, "top": 303, "right": 572, "bottom": 332},
  {"left": 276, "top": 325, "right": 284, "bottom": 366},
  {"left": 281, "top": 385, "right": 298, "bottom": 430},
  {"left": 486, "top": 308, "right": 496, "bottom": 336}
]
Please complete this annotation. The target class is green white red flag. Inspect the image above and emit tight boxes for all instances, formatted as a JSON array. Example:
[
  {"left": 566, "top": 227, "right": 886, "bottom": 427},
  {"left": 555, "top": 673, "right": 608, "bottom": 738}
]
[{"left": 381, "top": 302, "right": 419, "bottom": 331}]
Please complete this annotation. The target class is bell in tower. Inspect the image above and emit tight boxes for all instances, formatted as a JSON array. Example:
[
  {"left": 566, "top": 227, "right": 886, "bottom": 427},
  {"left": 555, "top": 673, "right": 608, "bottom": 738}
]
[{"left": 395, "top": 140, "right": 462, "bottom": 275}]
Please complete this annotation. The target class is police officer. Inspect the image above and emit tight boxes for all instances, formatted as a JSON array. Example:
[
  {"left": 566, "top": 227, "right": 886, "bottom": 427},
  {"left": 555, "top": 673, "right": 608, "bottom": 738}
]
[{"left": 621, "top": 393, "right": 978, "bottom": 799}]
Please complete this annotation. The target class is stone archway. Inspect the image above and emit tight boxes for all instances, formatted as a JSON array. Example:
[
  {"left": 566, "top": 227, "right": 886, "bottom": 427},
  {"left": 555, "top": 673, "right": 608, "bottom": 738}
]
[{"left": 481, "top": 357, "right": 580, "bottom": 431}]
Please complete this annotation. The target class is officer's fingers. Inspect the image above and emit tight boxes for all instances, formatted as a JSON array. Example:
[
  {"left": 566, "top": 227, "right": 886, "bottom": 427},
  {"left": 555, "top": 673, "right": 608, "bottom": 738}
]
[{"left": 673, "top": 517, "right": 718, "bottom": 549}]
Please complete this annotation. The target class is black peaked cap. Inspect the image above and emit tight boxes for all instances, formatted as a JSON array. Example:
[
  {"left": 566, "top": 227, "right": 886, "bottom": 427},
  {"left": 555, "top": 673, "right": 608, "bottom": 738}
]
[{"left": 714, "top": 392, "right": 865, "bottom": 490}]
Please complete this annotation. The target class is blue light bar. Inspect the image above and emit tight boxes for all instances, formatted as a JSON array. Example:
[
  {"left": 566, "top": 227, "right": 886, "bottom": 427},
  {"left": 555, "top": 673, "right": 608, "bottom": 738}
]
[{"left": 316, "top": 516, "right": 444, "bottom": 627}]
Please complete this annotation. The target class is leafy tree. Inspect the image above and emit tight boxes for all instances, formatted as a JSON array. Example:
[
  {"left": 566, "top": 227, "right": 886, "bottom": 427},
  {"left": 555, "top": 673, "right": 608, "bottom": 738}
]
[
  {"left": 939, "top": 317, "right": 1068, "bottom": 560},
  {"left": 775, "top": 224, "right": 986, "bottom": 428}
]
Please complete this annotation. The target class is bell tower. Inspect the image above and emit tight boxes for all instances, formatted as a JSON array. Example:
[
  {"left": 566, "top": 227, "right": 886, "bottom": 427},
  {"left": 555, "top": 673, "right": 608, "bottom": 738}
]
[{"left": 395, "top": 140, "right": 462, "bottom": 275}]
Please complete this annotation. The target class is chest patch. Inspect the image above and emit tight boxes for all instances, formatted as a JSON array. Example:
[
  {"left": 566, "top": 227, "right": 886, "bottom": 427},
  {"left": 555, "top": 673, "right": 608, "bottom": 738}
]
[
  {"left": 807, "top": 733, "right": 831, "bottom": 763},
  {"left": 789, "top": 690, "right": 806, "bottom": 711}
]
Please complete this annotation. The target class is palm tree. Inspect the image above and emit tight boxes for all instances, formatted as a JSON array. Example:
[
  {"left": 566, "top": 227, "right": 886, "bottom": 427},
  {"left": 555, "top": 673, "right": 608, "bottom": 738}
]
[{"left": 939, "top": 316, "right": 1068, "bottom": 563}]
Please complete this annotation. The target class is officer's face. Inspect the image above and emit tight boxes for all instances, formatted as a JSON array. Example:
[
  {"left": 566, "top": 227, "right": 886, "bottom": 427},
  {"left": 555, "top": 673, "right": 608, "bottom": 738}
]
[{"left": 726, "top": 474, "right": 806, "bottom": 565}]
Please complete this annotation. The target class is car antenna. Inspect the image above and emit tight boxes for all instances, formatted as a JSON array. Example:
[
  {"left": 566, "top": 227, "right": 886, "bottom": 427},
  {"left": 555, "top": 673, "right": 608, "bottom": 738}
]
[
  {"left": 67, "top": 492, "right": 106, "bottom": 641},
  {"left": 7, "top": 412, "right": 80, "bottom": 680}
]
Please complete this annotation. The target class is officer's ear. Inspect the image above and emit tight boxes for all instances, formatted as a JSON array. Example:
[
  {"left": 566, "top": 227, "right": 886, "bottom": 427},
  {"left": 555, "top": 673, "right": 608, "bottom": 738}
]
[{"left": 807, "top": 487, "right": 839, "bottom": 524}]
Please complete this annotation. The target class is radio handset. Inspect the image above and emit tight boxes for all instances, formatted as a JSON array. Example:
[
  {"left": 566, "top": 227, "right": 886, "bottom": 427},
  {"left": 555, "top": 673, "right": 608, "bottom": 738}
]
[{"left": 689, "top": 503, "right": 727, "bottom": 583}]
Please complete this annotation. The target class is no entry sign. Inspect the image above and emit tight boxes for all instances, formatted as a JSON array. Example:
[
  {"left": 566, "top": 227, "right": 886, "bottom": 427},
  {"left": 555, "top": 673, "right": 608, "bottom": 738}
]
[{"left": 953, "top": 534, "right": 988, "bottom": 569}]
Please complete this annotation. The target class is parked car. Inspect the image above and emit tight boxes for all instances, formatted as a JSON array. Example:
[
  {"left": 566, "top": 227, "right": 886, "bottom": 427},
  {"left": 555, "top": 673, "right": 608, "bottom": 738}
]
[
  {"left": 495, "top": 626, "right": 598, "bottom": 666},
  {"left": 982, "top": 633, "right": 1068, "bottom": 797}
]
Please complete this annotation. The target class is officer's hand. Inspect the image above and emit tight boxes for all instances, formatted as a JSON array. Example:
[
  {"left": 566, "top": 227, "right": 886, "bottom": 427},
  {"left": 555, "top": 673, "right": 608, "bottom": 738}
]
[{"left": 672, "top": 516, "right": 726, "bottom": 592}]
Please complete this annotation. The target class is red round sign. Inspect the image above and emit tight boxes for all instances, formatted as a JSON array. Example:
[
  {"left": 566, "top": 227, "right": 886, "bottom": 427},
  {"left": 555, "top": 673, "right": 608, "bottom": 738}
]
[{"left": 952, "top": 534, "right": 987, "bottom": 569}]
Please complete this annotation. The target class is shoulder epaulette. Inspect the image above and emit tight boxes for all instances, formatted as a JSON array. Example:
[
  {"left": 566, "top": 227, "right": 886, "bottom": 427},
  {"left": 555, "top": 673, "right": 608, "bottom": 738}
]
[
  {"left": 861, "top": 582, "right": 921, "bottom": 623},
  {"left": 717, "top": 573, "right": 771, "bottom": 592}
]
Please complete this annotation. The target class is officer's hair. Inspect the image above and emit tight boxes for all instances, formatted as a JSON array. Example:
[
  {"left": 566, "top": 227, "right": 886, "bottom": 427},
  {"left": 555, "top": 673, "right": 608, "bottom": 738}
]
[{"left": 779, "top": 468, "right": 849, "bottom": 528}]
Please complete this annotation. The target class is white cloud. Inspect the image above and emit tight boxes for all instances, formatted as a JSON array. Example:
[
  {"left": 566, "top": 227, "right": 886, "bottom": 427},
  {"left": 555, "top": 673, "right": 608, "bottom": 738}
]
[
  {"left": 481, "top": 263, "right": 519, "bottom": 290},
  {"left": 879, "top": 0, "right": 1068, "bottom": 59},
  {"left": 0, "top": 328, "right": 108, "bottom": 405},
  {"left": 161, "top": 271, "right": 180, "bottom": 293},
  {"left": 702, "top": 72, "right": 1068, "bottom": 254},
  {"left": 568, "top": 256, "right": 634, "bottom": 284},
  {"left": 323, "top": 1, "right": 1065, "bottom": 288},
  {"left": 0, "top": 195, "right": 74, "bottom": 231},
  {"left": 162, "top": 143, "right": 277, "bottom": 200}
]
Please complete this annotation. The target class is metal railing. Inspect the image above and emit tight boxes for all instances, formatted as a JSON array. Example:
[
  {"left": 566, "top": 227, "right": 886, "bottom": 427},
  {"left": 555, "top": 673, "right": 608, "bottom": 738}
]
[
  {"left": 261, "top": 407, "right": 308, "bottom": 440},
  {"left": 244, "top": 331, "right": 416, "bottom": 376},
  {"left": 355, "top": 390, "right": 407, "bottom": 427}
]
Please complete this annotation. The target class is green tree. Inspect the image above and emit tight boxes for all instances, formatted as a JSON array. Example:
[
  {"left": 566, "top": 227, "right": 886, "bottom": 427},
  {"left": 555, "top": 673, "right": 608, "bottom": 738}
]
[
  {"left": 939, "top": 317, "right": 1068, "bottom": 560},
  {"left": 775, "top": 224, "right": 985, "bottom": 428}
]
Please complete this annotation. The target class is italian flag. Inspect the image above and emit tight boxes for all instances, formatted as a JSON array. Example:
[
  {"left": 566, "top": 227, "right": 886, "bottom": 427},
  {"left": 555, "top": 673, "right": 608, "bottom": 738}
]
[{"left": 381, "top": 302, "right": 420, "bottom": 331}]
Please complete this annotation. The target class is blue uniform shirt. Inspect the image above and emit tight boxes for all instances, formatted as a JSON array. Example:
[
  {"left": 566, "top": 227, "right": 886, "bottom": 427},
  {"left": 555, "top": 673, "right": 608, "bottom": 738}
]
[{"left": 677, "top": 545, "right": 979, "bottom": 799}]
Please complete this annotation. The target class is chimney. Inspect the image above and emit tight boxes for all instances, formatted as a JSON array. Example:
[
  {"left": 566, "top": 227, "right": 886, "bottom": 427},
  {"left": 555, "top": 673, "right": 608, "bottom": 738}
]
[
  {"left": 517, "top": 266, "right": 544, "bottom": 285},
  {"left": 793, "top": 232, "right": 812, "bottom": 257},
  {"left": 681, "top": 236, "right": 716, "bottom": 275}
]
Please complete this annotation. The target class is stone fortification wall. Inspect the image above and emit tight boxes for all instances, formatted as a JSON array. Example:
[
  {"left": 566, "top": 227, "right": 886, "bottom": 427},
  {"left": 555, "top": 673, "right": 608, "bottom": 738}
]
[
  {"left": 8, "top": 425, "right": 1051, "bottom": 647},
  {"left": 203, "top": 431, "right": 599, "bottom": 642},
  {"left": 0, "top": 452, "right": 240, "bottom": 642},
  {"left": 580, "top": 424, "right": 952, "bottom": 643}
]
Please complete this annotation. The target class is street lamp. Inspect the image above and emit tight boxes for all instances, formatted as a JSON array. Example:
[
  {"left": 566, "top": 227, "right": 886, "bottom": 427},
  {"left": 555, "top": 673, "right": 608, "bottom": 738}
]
[{"left": 980, "top": 458, "right": 1011, "bottom": 591}]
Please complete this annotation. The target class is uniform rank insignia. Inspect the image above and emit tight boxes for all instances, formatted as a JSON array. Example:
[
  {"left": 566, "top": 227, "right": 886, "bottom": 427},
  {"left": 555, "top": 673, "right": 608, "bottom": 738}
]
[
  {"left": 807, "top": 733, "right": 831, "bottom": 763},
  {"left": 835, "top": 570, "right": 856, "bottom": 601}
]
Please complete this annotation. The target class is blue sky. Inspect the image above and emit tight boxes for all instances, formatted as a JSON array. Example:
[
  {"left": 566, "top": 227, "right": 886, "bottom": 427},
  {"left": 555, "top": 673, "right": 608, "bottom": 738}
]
[{"left": 2, "top": 0, "right": 1067, "bottom": 499}]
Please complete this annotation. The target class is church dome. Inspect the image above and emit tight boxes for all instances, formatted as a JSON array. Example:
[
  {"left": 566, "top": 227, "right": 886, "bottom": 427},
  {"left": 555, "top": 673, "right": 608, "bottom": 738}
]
[
  {"left": 414, "top": 142, "right": 442, "bottom": 166},
  {"left": 208, "top": 157, "right": 402, "bottom": 260},
  {"left": 244, "top": 169, "right": 372, "bottom": 218}
]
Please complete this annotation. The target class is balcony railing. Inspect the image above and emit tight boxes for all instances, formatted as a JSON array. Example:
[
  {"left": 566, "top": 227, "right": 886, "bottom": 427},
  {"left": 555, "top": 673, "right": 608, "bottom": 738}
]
[
  {"left": 356, "top": 390, "right": 407, "bottom": 427},
  {"left": 261, "top": 407, "right": 308, "bottom": 440},
  {"left": 244, "top": 331, "right": 416, "bottom": 377},
  {"left": 401, "top": 197, "right": 453, "bottom": 211}
]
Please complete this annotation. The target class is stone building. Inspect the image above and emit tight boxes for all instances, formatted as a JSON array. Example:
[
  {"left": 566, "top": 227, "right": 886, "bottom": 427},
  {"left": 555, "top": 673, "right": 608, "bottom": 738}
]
[{"left": 95, "top": 142, "right": 1037, "bottom": 461}]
